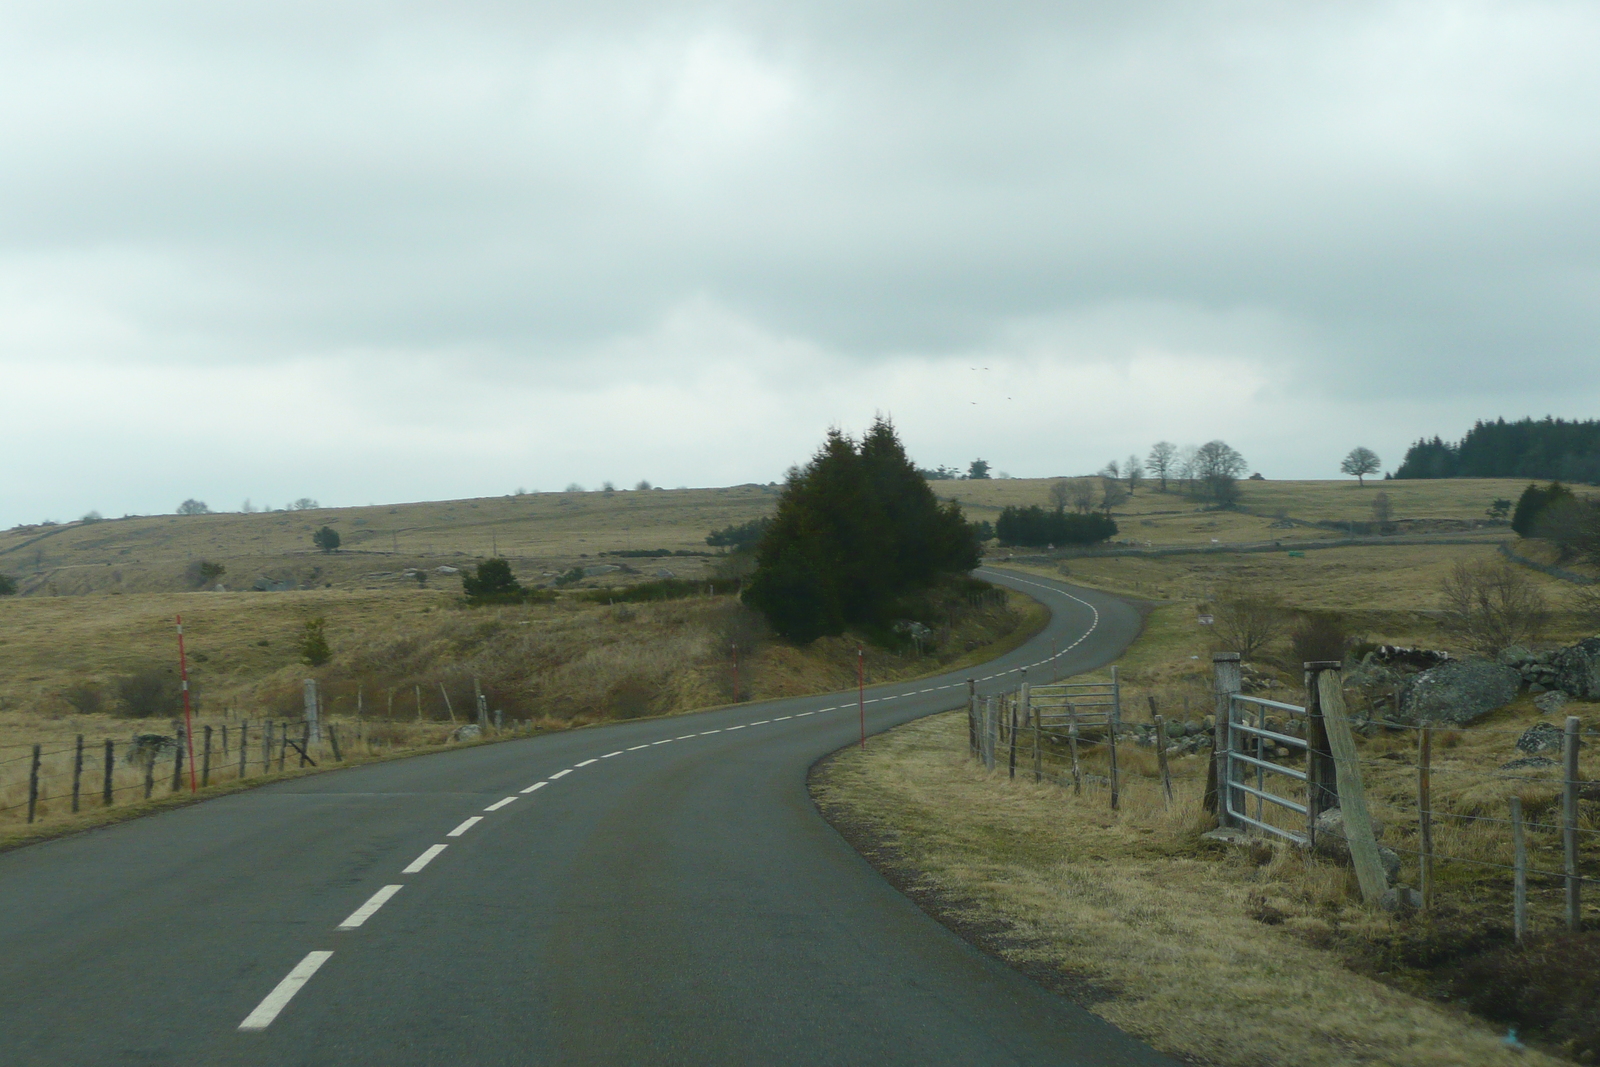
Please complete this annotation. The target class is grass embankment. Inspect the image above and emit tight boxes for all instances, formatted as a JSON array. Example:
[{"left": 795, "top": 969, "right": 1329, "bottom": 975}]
[
  {"left": 0, "top": 586, "right": 1045, "bottom": 849},
  {"left": 812, "top": 708, "right": 1557, "bottom": 1067}
]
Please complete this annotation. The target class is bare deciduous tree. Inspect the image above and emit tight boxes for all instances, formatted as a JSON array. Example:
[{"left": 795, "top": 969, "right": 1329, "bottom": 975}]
[
  {"left": 1069, "top": 478, "right": 1097, "bottom": 514},
  {"left": 1124, "top": 455, "right": 1143, "bottom": 493},
  {"left": 1439, "top": 559, "right": 1549, "bottom": 654},
  {"left": 1212, "top": 585, "right": 1287, "bottom": 659},
  {"left": 1100, "top": 476, "right": 1129, "bottom": 513},
  {"left": 1147, "top": 441, "right": 1177, "bottom": 491},
  {"left": 1048, "top": 479, "right": 1071, "bottom": 512}
]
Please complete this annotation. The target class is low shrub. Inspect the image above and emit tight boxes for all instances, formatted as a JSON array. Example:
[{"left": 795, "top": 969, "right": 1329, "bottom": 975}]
[{"left": 1453, "top": 932, "right": 1600, "bottom": 1059}]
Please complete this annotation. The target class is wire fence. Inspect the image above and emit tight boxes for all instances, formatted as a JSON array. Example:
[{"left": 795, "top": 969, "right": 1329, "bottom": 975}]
[
  {"left": 0, "top": 713, "right": 531, "bottom": 833},
  {"left": 965, "top": 657, "right": 1599, "bottom": 938}
]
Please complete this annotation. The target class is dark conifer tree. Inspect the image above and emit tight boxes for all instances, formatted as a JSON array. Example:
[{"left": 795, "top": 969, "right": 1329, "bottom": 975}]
[{"left": 742, "top": 419, "right": 980, "bottom": 643}]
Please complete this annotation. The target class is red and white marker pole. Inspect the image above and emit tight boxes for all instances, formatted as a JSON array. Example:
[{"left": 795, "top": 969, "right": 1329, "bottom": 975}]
[
  {"left": 857, "top": 646, "right": 865, "bottom": 749},
  {"left": 176, "top": 615, "right": 198, "bottom": 793}
]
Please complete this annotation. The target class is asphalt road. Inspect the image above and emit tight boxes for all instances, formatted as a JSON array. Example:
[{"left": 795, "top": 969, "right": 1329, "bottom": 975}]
[{"left": 0, "top": 568, "right": 1176, "bottom": 1066}]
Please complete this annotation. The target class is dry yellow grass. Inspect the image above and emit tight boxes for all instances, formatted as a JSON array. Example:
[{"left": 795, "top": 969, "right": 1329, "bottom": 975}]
[
  {"left": 814, "top": 710, "right": 1559, "bottom": 1067},
  {"left": 0, "top": 483, "right": 779, "bottom": 596}
]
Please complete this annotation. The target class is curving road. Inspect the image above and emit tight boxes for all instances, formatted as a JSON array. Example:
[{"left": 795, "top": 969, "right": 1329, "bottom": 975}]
[{"left": 0, "top": 569, "right": 1173, "bottom": 1066}]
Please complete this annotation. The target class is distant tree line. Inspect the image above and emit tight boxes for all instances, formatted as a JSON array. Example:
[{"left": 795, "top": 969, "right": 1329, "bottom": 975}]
[
  {"left": 994, "top": 507, "right": 1117, "bottom": 548},
  {"left": 1395, "top": 417, "right": 1600, "bottom": 483}
]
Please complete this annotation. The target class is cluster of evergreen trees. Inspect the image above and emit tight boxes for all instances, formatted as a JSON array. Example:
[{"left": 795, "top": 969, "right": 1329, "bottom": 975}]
[
  {"left": 741, "top": 419, "right": 982, "bottom": 643},
  {"left": 1395, "top": 418, "right": 1600, "bottom": 483},
  {"left": 993, "top": 506, "right": 1117, "bottom": 548}
]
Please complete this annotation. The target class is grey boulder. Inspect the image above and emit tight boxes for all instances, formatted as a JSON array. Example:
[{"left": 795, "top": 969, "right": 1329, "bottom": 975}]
[
  {"left": 1552, "top": 637, "right": 1600, "bottom": 700},
  {"left": 1398, "top": 658, "right": 1522, "bottom": 726}
]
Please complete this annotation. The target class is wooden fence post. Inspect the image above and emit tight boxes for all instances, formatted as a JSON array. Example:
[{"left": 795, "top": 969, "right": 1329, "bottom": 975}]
[
  {"left": 26, "top": 744, "right": 41, "bottom": 824},
  {"left": 985, "top": 697, "right": 997, "bottom": 771},
  {"left": 1108, "top": 718, "right": 1120, "bottom": 812},
  {"left": 1419, "top": 724, "right": 1434, "bottom": 911},
  {"left": 1031, "top": 690, "right": 1042, "bottom": 784},
  {"left": 1008, "top": 696, "right": 1018, "bottom": 780},
  {"left": 170, "top": 735, "right": 184, "bottom": 793},
  {"left": 278, "top": 723, "right": 288, "bottom": 771},
  {"left": 102, "top": 739, "right": 114, "bottom": 806},
  {"left": 1565, "top": 715, "right": 1582, "bottom": 931},
  {"left": 967, "top": 679, "right": 978, "bottom": 758},
  {"left": 1512, "top": 794, "right": 1529, "bottom": 943},
  {"left": 221, "top": 723, "right": 228, "bottom": 757},
  {"left": 1153, "top": 714, "right": 1173, "bottom": 807},
  {"left": 329, "top": 723, "right": 342, "bottom": 762},
  {"left": 1208, "top": 653, "right": 1241, "bottom": 821},
  {"left": 202, "top": 725, "right": 212, "bottom": 787},
  {"left": 262, "top": 720, "right": 272, "bottom": 773},
  {"left": 1316, "top": 669, "right": 1387, "bottom": 906},
  {"left": 299, "top": 721, "right": 311, "bottom": 768},
  {"left": 71, "top": 734, "right": 84, "bottom": 814},
  {"left": 240, "top": 721, "right": 250, "bottom": 778},
  {"left": 1305, "top": 661, "right": 1341, "bottom": 847},
  {"left": 143, "top": 752, "right": 155, "bottom": 799}
]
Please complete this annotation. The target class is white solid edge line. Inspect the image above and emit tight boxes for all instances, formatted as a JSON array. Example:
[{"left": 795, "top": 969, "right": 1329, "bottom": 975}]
[
  {"left": 484, "top": 797, "right": 517, "bottom": 812},
  {"left": 575, "top": 758, "right": 598, "bottom": 767},
  {"left": 549, "top": 769, "right": 572, "bottom": 779},
  {"left": 520, "top": 781, "right": 547, "bottom": 794},
  {"left": 338, "top": 885, "right": 403, "bottom": 930},
  {"left": 402, "top": 844, "right": 447, "bottom": 873},
  {"left": 447, "top": 816, "right": 483, "bottom": 837},
  {"left": 602, "top": 750, "right": 623, "bottom": 758},
  {"left": 238, "top": 951, "right": 334, "bottom": 1031}
]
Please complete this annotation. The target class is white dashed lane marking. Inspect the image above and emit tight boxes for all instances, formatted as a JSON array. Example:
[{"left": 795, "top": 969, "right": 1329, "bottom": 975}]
[
  {"left": 447, "top": 817, "right": 483, "bottom": 837},
  {"left": 338, "top": 885, "right": 403, "bottom": 930},
  {"left": 602, "top": 751, "right": 623, "bottom": 758},
  {"left": 520, "top": 782, "right": 547, "bottom": 794},
  {"left": 627, "top": 744, "right": 649, "bottom": 751},
  {"left": 401, "top": 845, "right": 447, "bottom": 873},
  {"left": 238, "top": 951, "right": 334, "bottom": 1030},
  {"left": 575, "top": 759, "right": 598, "bottom": 767},
  {"left": 549, "top": 769, "right": 572, "bottom": 779},
  {"left": 483, "top": 797, "right": 517, "bottom": 812}
]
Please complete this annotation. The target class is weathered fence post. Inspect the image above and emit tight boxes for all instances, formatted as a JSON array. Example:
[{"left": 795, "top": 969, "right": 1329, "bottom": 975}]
[
  {"left": 1305, "top": 661, "right": 1342, "bottom": 846},
  {"left": 1419, "top": 724, "right": 1434, "bottom": 911},
  {"left": 1066, "top": 706, "right": 1083, "bottom": 796},
  {"left": 984, "top": 697, "right": 997, "bottom": 771},
  {"left": 26, "top": 744, "right": 41, "bottom": 824},
  {"left": 1030, "top": 686, "right": 1042, "bottom": 784},
  {"left": 1316, "top": 668, "right": 1387, "bottom": 906},
  {"left": 1512, "top": 794, "right": 1529, "bottom": 943},
  {"left": 239, "top": 721, "right": 249, "bottom": 778},
  {"left": 968, "top": 679, "right": 978, "bottom": 759},
  {"left": 170, "top": 733, "right": 185, "bottom": 793},
  {"left": 143, "top": 752, "right": 155, "bottom": 799},
  {"left": 329, "top": 722, "right": 342, "bottom": 762},
  {"left": 102, "top": 739, "right": 114, "bottom": 806},
  {"left": 1153, "top": 714, "right": 1174, "bottom": 807},
  {"left": 1008, "top": 695, "right": 1018, "bottom": 780},
  {"left": 1207, "top": 653, "right": 1241, "bottom": 822},
  {"left": 1108, "top": 716, "right": 1120, "bottom": 812},
  {"left": 221, "top": 722, "right": 228, "bottom": 757},
  {"left": 304, "top": 678, "right": 321, "bottom": 743},
  {"left": 202, "top": 725, "right": 213, "bottom": 787},
  {"left": 1111, "top": 665, "right": 1121, "bottom": 730},
  {"left": 71, "top": 734, "right": 84, "bottom": 814},
  {"left": 1565, "top": 715, "right": 1582, "bottom": 931},
  {"left": 262, "top": 721, "right": 272, "bottom": 772},
  {"left": 277, "top": 723, "right": 288, "bottom": 771}
]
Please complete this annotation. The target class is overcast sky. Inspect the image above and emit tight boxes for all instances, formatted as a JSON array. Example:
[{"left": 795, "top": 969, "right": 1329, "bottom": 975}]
[{"left": 4, "top": 1, "right": 1598, "bottom": 526}]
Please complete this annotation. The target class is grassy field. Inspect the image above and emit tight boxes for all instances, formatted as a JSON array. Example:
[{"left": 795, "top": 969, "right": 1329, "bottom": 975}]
[
  {"left": 0, "top": 483, "right": 780, "bottom": 597},
  {"left": 937, "top": 476, "right": 1530, "bottom": 548},
  {"left": 812, "top": 710, "right": 1561, "bottom": 1067}
]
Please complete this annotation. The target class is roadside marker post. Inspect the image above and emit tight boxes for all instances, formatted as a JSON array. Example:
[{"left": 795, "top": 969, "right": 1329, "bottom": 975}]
[{"left": 176, "top": 616, "right": 198, "bottom": 793}]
